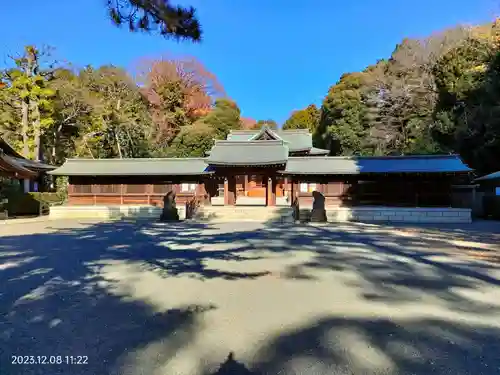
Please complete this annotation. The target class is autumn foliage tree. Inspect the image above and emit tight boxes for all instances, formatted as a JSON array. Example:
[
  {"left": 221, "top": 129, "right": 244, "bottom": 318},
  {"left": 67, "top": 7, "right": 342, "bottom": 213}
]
[{"left": 138, "top": 56, "right": 225, "bottom": 146}]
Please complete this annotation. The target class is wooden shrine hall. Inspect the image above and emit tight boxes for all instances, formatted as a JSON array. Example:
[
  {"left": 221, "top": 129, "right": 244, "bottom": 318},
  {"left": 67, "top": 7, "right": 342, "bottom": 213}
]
[{"left": 50, "top": 127, "right": 472, "bottom": 210}]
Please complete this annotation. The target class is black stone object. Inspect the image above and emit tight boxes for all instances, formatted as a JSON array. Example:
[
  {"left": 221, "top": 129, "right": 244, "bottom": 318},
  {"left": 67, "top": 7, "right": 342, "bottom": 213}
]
[
  {"left": 160, "top": 191, "right": 179, "bottom": 221},
  {"left": 310, "top": 191, "right": 327, "bottom": 222}
]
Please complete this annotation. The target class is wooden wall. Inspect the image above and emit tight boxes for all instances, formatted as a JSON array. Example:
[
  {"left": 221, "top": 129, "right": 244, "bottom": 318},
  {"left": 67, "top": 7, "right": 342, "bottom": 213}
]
[
  {"left": 68, "top": 176, "right": 207, "bottom": 206},
  {"left": 291, "top": 176, "right": 455, "bottom": 207},
  {"left": 68, "top": 174, "right": 459, "bottom": 208}
]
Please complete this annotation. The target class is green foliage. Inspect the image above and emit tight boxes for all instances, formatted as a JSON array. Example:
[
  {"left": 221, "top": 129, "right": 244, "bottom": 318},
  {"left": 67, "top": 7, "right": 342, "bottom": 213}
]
[
  {"left": 1, "top": 46, "right": 57, "bottom": 160},
  {"left": 317, "top": 73, "right": 370, "bottom": 155},
  {"left": 56, "top": 176, "right": 68, "bottom": 193},
  {"left": 167, "top": 122, "right": 217, "bottom": 157},
  {"left": 283, "top": 105, "right": 319, "bottom": 132},
  {"left": 433, "top": 38, "right": 500, "bottom": 174},
  {"left": 29, "top": 192, "right": 66, "bottom": 205},
  {"left": 106, "top": 0, "right": 202, "bottom": 41},
  {"left": 3, "top": 190, "right": 65, "bottom": 217},
  {"left": 4, "top": 192, "right": 45, "bottom": 217},
  {"left": 255, "top": 119, "right": 278, "bottom": 129},
  {"left": 308, "top": 22, "right": 500, "bottom": 171},
  {"left": 198, "top": 98, "right": 242, "bottom": 139}
]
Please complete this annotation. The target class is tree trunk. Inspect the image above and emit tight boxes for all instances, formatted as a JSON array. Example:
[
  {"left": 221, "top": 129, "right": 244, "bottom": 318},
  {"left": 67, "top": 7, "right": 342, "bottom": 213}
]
[
  {"left": 21, "top": 99, "right": 29, "bottom": 158},
  {"left": 31, "top": 100, "right": 42, "bottom": 161},
  {"left": 115, "top": 130, "right": 123, "bottom": 159},
  {"left": 83, "top": 137, "right": 95, "bottom": 159},
  {"left": 52, "top": 126, "right": 59, "bottom": 164}
]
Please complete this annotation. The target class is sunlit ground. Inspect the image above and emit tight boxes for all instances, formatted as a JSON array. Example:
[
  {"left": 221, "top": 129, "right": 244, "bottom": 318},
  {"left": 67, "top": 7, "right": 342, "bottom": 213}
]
[{"left": 1, "top": 219, "right": 500, "bottom": 375}]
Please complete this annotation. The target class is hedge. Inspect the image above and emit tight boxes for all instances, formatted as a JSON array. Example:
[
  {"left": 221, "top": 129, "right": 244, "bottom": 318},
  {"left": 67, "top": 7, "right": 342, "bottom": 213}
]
[{"left": 3, "top": 192, "right": 66, "bottom": 217}]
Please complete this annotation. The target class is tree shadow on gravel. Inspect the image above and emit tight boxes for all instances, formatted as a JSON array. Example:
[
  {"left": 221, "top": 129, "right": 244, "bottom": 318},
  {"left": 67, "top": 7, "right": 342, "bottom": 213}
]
[
  {"left": 1, "top": 218, "right": 500, "bottom": 374},
  {"left": 247, "top": 317, "right": 500, "bottom": 375},
  {"left": 203, "top": 317, "right": 500, "bottom": 375},
  {"left": 0, "top": 220, "right": 218, "bottom": 375}
]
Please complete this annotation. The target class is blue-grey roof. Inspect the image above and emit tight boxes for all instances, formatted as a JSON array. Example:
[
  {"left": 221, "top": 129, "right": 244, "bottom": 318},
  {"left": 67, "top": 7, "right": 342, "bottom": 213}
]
[
  {"left": 207, "top": 140, "right": 289, "bottom": 166},
  {"left": 281, "top": 155, "right": 472, "bottom": 175},
  {"left": 227, "top": 127, "right": 313, "bottom": 152},
  {"left": 49, "top": 158, "right": 210, "bottom": 176},
  {"left": 48, "top": 154, "right": 472, "bottom": 177},
  {"left": 475, "top": 171, "right": 500, "bottom": 182}
]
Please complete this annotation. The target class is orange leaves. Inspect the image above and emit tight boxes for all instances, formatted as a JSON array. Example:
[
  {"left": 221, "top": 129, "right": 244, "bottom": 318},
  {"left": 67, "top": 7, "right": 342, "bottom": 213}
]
[{"left": 137, "top": 55, "right": 225, "bottom": 119}]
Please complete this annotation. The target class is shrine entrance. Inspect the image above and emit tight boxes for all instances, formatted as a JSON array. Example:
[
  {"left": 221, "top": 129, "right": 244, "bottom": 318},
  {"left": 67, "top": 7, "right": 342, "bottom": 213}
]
[{"left": 209, "top": 168, "right": 291, "bottom": 206}]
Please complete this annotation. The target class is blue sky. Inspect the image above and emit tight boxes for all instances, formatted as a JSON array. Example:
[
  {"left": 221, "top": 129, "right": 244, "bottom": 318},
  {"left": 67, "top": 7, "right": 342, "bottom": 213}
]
[{"left": 1, "top": 0, "right": 497, "bottom": 123}]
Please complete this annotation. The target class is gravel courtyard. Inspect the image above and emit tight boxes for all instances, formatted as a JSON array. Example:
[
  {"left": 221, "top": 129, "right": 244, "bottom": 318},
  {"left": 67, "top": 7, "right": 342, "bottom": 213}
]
[{"left": 1, "top": 219, "right": 500, "bottom": 375}]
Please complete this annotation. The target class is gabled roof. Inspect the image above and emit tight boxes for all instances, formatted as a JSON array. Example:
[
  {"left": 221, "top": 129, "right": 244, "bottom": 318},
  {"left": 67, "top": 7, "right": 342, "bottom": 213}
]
[
  {"left": 48, "top": 153, "right": 473, "bottom": 177},
  {"left": 0, "top": 139, "right": 55, "bottom": 177},
  {"left": 206, "top": 140, "right": 289, "bottom": 166},
  {"left": 0, "top": 153, "right": 37, "bottom": 178},
  {"left": 227, "top": 127, "right": 313, "bottom": 152},
  {"left": 249, "top": 126, "right": 284, "bottom": 141},
  {"left": 475, "top": 171, "right": 500, "bottom": 183},
  {"left": 49, "top": 158, "right": 211, "bottom": 176},
  {"left": 281, "top": 155, "right": 472, "bottom": 175}
]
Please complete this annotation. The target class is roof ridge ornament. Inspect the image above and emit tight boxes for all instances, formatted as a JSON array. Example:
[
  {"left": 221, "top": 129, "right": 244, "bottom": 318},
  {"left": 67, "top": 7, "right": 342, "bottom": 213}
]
[{"left": 249, "top": 126, "right": 283, "bottom": 142}]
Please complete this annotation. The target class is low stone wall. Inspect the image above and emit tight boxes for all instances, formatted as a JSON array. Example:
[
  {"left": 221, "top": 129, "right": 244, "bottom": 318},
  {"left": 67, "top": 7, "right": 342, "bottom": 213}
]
[
  {"left": 298, "top": 206, "right": 471, "bottom": 224},
  {"left": 50, "top": 205, "right": 186, "bottom": 220},
  {"left": 49, "top": 204, "right": 471, "bottom": 224}
]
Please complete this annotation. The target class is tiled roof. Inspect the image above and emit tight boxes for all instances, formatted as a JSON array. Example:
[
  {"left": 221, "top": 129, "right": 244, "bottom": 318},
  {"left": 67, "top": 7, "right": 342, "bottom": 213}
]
[
  {"left": 0, "top": 153, "right": 37, "bottom": 178},
  {"left": 305, "top": 147, "right": 329, "bottom": 156},
  {"left": 49, "top": 154, "right": 473, "bottom": 177},
  {"left": 206, "top": 140, "right": 289, "bottom": 166},
  {"left": 475, "top": 171, "right": 500, "bottom": 182},
  {"left": 281, "top": 155, "right": 472, "bottom": 175},
  {"left": 227, "top": 127, "right": 313, "bottom": 152},
  {"left": 0, "top": 139, "right": 55, "bottom": 177},
  {"left": 49, "top": 158, "right": 211, "bottom": 176}
]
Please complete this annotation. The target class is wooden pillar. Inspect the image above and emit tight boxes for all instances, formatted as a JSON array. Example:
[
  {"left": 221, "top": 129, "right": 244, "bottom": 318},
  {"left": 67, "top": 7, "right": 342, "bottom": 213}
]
[
  {"left": 290, "top": 178, "right": 295, "bottom": 206},
  {"left": 244, "top": 175, "right": 249, "bottom": 196},
  {"left": 267, "top": 175, "right": 276, "bottom": 206},
  {"left": 146, "top": 184, "right": 153, "bottom": 205},
  {"left": 227, "top": 175, "right": 236, "bottom": 205},
  {"left": 224, "top": 178, "right": 229, "bottom": 205},
  {"left": 271, "top": 176, "right": 276, "bottom": 206},
  {"left": 120, "top": 184, "right": 124, "bottom": 204},
  {"left": 23, "top": 179, "right": 30, "bottom": 193},
  {"left": 92, "top": 184, "right": 97, "bottom": 205}
]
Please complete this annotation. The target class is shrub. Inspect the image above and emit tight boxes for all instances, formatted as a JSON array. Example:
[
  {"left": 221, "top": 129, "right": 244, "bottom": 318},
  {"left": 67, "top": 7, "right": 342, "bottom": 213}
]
[
  {"left": 29, "top": 192, "right": 66, "bottom": 206},
  {"left": 5, "top": 192, "right": 66, "bottom": 217}
]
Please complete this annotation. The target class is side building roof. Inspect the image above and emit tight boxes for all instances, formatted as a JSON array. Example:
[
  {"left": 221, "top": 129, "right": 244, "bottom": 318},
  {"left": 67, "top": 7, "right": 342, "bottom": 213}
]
[
  {"left": 475, "top": 171, "right": 500, "bottom": 183},
  {"left": 49, "top": 158, "right": 211, "bottom": 176},
  {"left": 281, "top": 155, "right": 472, "bottom": 175},
  {"left": 0, "top": 139, "right": 55, "bottom": 178},
  {"left": 0, "top": 153, "right": 37, "bottom": 178},
  {"left": 49, "top": 154, "right": 472, "bottom": 177}
]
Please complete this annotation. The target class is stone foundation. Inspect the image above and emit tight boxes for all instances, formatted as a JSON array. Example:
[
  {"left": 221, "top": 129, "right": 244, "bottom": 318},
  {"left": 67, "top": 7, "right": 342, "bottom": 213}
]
[
  {"left": 315, "top": 206, "right": 471, "bottom": 223},
  {"left": 50, "top": 205, "right": 186, "bottom": 220},
  {"left": 49, "top": 205, "right": 471, "bottom": 224}
]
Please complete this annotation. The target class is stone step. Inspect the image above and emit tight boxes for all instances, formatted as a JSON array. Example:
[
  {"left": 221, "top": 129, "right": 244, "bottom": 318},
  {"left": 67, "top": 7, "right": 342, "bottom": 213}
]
[{"left": 193, "top": 206, "right": 294, "bottom": 223}]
